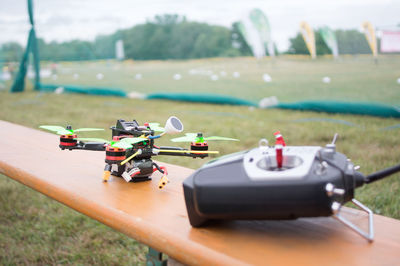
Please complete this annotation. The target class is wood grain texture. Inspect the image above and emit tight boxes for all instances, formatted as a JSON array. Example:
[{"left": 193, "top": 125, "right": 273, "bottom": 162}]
[{"left": 0, "top": 120, "right": 399, "bottom": 266}]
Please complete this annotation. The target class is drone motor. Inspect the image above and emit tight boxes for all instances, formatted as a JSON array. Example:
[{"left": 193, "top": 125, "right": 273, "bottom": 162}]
[{"left": 59, "top": 134, "right": 78, "bottom": 149}]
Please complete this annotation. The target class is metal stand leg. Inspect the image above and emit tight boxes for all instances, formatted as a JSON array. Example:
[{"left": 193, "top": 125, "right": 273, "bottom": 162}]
[
  {"left": 333, "top": 198, "right": 374, "bottom": 242},
  {"left": 146, "top": 247, "right": 167, "bottom": 266}
]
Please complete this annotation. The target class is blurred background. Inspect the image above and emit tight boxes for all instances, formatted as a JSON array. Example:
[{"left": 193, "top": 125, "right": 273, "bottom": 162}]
[
  {"left": 0, "top": 0, "right": 399, "bottom": 264},
  {"left": 1, "top": 0, "right": 399, "bottom": 104}
]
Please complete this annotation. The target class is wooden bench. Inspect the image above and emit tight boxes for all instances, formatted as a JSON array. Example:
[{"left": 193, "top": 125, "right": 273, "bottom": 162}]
[{"left": 1, "top": 120, "right": 399, "bottom": 265}]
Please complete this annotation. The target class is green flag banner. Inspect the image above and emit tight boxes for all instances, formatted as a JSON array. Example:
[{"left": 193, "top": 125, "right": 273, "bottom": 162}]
[
  {"left": 10, "top": 0, "right": 40, "bottom": 92},
  {"left": 237, "top": 18, "right": 265, "bottom": 58},
  {"left": 249, "top": 8, "right": 275, "bottom": 57},
  {"left": 319, "top": 26, "right": 339, "bottom": 58}
]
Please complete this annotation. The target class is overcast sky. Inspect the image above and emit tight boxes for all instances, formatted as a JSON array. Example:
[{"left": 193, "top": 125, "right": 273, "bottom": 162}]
[{"left": 1, "top": 0, "right": 399, "bottom": 51}]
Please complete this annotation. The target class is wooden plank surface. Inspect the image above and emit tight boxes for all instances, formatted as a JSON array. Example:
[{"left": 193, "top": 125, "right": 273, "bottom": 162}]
[{"left": 0, "top": 120, "right": 399, "bottom": 266}]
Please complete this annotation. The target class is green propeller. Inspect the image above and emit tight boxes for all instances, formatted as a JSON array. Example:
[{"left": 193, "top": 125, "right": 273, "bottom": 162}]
[
  {"left": 171, "top": 133, "right": 239, "bottom": 143},
  {"left": 76, "top": 137, "right": 148, "bottom": 149},
  {"left": 148, "top": 123, "right": 165, "bottom": 132},
  {"left": 39, "top": 125, "right": 104, "bottom": 135},
  {"left": 120, "top": 137, "right": 150, "bottom": 146}
]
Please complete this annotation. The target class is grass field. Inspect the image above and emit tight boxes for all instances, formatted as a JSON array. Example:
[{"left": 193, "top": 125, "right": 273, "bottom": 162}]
[
  {"left": 38, "top": 55, "right": 400, "bottom": 104},
  {"left": 0, "top": 56, "right": 399, "bottom": 264}
]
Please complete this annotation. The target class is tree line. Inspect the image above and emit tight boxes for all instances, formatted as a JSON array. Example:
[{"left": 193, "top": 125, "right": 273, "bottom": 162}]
[
  {"left": 0, "top": 14, "right": 378, "bottom": 62},
  {"left": 287, "top": 29, "right": 373, "bottom": 55}
]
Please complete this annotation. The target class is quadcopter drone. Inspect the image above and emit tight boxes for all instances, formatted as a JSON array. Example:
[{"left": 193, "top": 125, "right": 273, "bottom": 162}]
[{"left": 39, "top": 116, "right": 238, "bottom": 189}]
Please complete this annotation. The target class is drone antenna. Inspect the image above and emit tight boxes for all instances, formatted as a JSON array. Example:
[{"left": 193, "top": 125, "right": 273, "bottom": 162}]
[{"left": 331, "top": 133, "right": 338, "bottom": 145}]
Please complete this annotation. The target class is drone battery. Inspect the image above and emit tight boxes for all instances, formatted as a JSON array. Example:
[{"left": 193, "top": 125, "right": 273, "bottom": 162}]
[
  {"left": 127, "top": 160, "right": 153, "bottom": 181},
  {"left": 105, "top": 146, "right": 126, "bottom": 163},
  {"left": 59, "top": 134, "right": 78, "bottom": 147},
  {"left": 112, "top": 135, "right": 132, "bottom": 141}
]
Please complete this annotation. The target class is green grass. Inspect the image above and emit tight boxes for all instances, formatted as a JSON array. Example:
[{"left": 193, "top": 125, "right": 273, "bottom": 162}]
[
  {"left": 0, "top": 56, "right": 399, "bottom": 264},
  {"left": 40, "top": 55, "right": 400, "bottom": 104},
  {"left": 0, "top": 176, "right": 146, "bottom": 265}
]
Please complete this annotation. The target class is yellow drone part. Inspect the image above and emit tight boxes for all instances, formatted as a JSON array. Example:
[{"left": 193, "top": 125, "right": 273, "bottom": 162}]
[
  {"left": 120, "top": 150, "right": 142, "bottom": 165},
  {"left": 103, "top": 170, "right": 111, "bottom": 182},
  {"left": 158, "top": 149, "right": 219, "bottom": 154},
  {"left": 158, "top": 175, "right": 169, "bottom": 189}
]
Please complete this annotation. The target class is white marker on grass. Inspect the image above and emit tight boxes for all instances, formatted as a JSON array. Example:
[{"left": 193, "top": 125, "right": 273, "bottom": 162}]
[
  {"left": 1, "top": 71, "right": 11, "bottom": 81},
  {"left": 54, "top": 87, "right": 64, "bottom": 94},
  {"left": 233, "top": 72, "right": 240, "bottom": 78},
  {"left": 40, "top": 69, "right": 51, "bottom": 78},
  {"left": 322, "top": 77, "right": 331, "bottom": 83},
  {"left": 127, "top": 91, "right": 146, "bottom": 99},
  {"left": 73, "top": 73, "right": 79, "bottom": 80},
  {"left": 173, "top": 74, "right": 182, "bottom": 80},
  {"left": 96, "top": 73, "right": 104, "bottom": 80},
  {"left": 135, "top": 73, "right": 142, "bottom": 80},
  {"left": 27, "top": 70, "right": 35, "bottom": 79},
  {"left": 259, "top": 96, "right": 279, "bottom": 108},
  {"left": 262, "top": 74, "right": 272, "bottom": 82},
  {"left": 397, "top": 78, "right": 400, "bottom": 84},
  {"left": 210, "top": 74, "right": 219, "bottom": 81}
]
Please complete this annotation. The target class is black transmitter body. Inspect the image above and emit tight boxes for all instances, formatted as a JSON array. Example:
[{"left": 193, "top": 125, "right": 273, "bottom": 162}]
[{"left": 183, "top": 142, "right": 365, "bottom": 227}]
